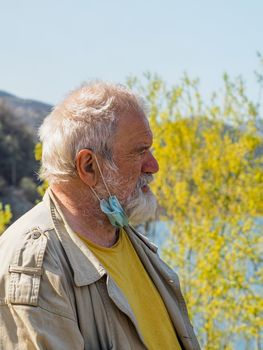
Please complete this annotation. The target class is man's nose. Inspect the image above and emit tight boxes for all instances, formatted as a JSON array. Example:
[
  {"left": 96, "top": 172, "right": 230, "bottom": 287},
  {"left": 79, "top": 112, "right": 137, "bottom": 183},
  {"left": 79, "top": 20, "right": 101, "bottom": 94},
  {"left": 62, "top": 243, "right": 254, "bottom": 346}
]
[{"left": 142, "top": 151, "right": 159, "bottom": 174}]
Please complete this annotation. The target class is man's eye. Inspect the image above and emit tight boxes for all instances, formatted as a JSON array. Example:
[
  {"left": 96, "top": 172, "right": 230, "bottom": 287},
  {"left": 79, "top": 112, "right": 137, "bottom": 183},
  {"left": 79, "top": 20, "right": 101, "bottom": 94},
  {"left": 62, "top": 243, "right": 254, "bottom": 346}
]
[
  {"left": 138, "top": 147, "right": 154, "bottom": 156},
  {"left": 138, "top": 148, "right": 149, "bottom": 155}
]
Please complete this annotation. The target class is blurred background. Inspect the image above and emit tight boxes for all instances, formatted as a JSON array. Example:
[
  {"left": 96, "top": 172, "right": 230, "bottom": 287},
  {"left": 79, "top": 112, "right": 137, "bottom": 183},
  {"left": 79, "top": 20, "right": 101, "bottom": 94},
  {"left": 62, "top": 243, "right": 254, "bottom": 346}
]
[{"left": 0, "top": 1, "right": 262, "bottom": 349}]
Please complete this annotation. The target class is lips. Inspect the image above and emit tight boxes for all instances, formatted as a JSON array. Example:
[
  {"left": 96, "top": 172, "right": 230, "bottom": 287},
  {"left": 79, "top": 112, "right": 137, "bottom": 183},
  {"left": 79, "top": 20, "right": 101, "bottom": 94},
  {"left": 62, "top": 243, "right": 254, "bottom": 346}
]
[
  {"left": 141, "top": 184, "right": 149, "bottom": 193},
  {"left": 137, "top": 174, "right": 153, "bottom": 194}
]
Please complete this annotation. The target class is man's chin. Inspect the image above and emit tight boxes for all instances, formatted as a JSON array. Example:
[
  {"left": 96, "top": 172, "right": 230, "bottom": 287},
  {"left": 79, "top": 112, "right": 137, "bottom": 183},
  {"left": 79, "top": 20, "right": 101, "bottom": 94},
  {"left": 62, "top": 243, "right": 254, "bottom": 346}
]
[{"left": 125, "top": 190, "right": 157, "bottom": 226}]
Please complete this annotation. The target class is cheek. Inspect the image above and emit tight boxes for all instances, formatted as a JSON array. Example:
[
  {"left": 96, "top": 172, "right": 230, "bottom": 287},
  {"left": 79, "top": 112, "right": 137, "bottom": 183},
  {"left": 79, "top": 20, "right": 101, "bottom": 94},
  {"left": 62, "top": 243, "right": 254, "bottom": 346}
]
[
  {"left": 121, "top": 172, "right": 140, "bottom": 189},
  {"left": 119, "top": 159, "right": 142, "bottom": 180},
  {"left": 113, "top": 157, "right": 143, "bottom": 193},
  {"left": 116, "top": 170, "right": 141, "bottom": 200}
]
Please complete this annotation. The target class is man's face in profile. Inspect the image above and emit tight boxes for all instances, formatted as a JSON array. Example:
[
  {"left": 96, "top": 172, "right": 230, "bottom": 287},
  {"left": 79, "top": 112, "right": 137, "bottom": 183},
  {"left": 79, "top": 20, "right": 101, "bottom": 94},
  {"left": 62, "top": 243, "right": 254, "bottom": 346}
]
[{"left": 97, "top": 111, "right": 159, "bottom": 225}]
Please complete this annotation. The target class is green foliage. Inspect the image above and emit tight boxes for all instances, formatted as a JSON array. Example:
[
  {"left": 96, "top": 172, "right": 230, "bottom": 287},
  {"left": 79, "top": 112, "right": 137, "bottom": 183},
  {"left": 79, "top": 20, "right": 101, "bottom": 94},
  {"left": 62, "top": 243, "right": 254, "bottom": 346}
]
[
  {"left": 128, "top": 71, "right": 263, "bottom": 349},
  {"left": 0, "top": 103, "right": 38, "bottom": 185},
  {"left": 19, "top": 177, "right": 38, "bottom": 202}
]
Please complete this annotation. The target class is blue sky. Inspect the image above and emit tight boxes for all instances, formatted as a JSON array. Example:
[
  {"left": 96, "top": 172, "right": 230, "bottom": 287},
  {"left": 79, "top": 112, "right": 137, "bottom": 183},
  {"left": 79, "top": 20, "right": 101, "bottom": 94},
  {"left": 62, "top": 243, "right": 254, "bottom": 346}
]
[{"left": 1, "top": 0, "right": 262, "bottom": 104}]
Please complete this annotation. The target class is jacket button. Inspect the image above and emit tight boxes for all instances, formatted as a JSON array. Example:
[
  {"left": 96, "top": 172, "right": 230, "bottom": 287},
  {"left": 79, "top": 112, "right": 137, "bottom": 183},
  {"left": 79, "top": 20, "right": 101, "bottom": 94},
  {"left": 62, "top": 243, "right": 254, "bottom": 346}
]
[{"left": 32, "top": 231, "right": 41, "bottom": 239}]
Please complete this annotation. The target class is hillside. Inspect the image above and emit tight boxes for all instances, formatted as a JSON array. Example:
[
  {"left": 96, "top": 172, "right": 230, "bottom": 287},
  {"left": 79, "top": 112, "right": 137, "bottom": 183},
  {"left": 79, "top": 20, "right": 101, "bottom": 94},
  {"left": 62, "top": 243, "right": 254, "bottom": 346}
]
[
  {"left": 0, "top": 90, "right": 52, "bottom": 140},
  {"left": 0, "top": 90, "right": 52, "bottom": 221}
]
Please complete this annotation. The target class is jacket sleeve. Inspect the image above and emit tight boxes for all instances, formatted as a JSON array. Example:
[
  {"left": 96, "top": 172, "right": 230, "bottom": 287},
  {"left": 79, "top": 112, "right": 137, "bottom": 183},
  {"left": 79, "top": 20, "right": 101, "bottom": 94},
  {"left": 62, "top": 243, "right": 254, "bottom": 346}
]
[
  {"left": 0, "top": 226, "right": 84, "bottom": 350},
  {"left": 0, "top": 304, "right": 84, "bottom": 350}
]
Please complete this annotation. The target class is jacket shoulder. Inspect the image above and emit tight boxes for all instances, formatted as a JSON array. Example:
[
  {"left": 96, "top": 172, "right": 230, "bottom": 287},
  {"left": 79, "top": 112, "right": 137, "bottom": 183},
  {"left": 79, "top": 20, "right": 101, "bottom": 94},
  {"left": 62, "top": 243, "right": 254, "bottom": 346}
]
[
  {"left": 1, "top": 200, "right": 53, "bottom": 239},
  {"left": 0, "top": 201, "right": 53, "bottom": 306},
  {"left": 0, "top": 201, "right": 76, "bottom": 320}
]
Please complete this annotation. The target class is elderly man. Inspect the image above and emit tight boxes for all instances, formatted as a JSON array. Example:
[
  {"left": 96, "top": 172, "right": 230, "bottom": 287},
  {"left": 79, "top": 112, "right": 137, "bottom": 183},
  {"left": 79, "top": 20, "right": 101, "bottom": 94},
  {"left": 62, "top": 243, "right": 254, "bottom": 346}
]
[{"left": 0, "top": 82, "right": 200, "bottom": 350}]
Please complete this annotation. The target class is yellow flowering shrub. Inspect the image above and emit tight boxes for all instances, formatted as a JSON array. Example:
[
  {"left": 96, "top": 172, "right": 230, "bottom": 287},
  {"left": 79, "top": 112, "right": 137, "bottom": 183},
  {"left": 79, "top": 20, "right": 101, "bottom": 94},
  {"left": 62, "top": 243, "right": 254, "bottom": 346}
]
[
  {"left": 35, "top": 142, "right": 48, "bottom": 196},
  {"left": 128, "top": 73, "right": 263, "bottom": 349},
  {"left": 0, "top": 203, "right": 12, "bottom": 234}
]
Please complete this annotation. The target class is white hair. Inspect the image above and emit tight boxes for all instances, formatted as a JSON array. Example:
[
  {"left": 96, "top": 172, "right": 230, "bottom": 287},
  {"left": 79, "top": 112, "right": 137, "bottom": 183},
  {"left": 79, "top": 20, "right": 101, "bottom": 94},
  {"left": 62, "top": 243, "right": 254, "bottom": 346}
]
[{"left": 38, "top": 81, "right": 146, "bottom": 184}]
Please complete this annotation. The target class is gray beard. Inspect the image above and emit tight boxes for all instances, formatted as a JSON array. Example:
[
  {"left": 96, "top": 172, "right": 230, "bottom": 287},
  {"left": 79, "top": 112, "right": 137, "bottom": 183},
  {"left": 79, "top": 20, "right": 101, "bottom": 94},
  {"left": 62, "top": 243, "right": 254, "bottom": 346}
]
[
  {"left": 95, "top": 167, "right": 158, "bottom": 226},
  {"left": 124, "top": 188, "right": 157, "bottom": 226}
]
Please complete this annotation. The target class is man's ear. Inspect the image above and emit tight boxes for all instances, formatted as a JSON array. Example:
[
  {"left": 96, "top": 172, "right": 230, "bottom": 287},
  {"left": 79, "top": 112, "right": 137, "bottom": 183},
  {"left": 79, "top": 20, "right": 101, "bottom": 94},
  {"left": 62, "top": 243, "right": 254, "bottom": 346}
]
[{"left": 75, "top": 149, "right": 98, "bottom": 187}]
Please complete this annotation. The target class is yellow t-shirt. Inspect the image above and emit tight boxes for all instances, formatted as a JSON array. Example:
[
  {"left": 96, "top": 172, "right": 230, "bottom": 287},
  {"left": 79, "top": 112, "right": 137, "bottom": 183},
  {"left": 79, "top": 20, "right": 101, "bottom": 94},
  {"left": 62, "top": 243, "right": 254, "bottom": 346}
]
[{"left": 78, "top": 229, "right": 181, "bottom": 350}]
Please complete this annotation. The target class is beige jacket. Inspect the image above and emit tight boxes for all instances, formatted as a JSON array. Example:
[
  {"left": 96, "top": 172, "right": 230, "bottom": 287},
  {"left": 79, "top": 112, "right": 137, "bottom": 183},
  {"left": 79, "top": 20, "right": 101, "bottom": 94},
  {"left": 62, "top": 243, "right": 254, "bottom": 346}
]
[{"left": 0, "top": 190, "right": 200, "bottom": 350}]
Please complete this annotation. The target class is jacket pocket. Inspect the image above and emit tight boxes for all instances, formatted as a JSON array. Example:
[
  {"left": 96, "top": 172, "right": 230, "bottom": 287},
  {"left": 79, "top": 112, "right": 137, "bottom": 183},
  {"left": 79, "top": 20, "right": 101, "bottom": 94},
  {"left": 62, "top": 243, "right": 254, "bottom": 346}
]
[
  {"left": 8, "top": 265, "right": 42, "bottom": 306},
  {"left": 7, "top": 228, "right": 47, "bottom": 306}
]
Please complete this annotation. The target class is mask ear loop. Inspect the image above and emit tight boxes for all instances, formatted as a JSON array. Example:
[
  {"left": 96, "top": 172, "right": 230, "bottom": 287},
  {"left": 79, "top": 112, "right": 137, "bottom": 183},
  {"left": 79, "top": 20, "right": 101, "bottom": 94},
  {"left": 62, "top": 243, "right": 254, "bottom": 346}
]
[
  {"left": 89, "top": 185, "right": 101, "bottom": 202},
  {"left": 88, "top": 153, "right": 128, "bottom": 229},
  {"left": 93, "top": 154, "right": 112, "bottom": 197},
  {"left": 75, "top": 148, "right": 112, "bottom": 201}
]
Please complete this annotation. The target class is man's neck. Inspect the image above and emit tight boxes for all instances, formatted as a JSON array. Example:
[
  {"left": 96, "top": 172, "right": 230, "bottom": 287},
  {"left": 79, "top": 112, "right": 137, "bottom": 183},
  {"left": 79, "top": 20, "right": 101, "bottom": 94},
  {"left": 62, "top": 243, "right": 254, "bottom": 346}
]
[{"left": 50, "top": 183, "right": 118, "bottom": 248}]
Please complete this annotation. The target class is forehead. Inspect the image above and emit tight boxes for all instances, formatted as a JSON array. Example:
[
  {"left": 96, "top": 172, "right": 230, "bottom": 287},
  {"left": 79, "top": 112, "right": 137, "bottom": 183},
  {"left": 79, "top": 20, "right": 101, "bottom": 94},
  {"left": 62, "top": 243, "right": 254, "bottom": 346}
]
[{"left": 113, "top": 112, "right": 153, "bottom": 152}]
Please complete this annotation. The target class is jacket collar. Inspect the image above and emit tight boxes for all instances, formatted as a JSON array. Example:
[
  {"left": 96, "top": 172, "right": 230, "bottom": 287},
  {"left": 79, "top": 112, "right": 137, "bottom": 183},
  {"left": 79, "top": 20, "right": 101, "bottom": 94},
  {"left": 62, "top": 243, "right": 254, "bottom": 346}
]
[
  {"left": 43, "top": 189, "right": 106, "bottom": 287},
  {"left": 43, "top": 189, "right": 158, "bottom": 287}
]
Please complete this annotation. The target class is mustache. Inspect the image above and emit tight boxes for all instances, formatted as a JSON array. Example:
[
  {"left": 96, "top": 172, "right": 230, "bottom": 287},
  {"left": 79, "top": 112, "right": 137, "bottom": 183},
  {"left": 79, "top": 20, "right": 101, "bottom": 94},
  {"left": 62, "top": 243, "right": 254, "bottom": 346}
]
[{"left": 136, "top": 174, "right": 154, "bottom": 189}]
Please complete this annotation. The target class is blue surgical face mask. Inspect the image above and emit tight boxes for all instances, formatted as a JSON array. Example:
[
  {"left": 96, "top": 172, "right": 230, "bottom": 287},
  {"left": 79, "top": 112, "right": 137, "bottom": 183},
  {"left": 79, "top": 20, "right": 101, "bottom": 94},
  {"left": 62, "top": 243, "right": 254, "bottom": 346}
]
[
  {"left": 89, "top": 155, "right": 129, "bottom": 228},
  {"left": 100, "top": 196, "right": 129, "bottom": 228}
]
